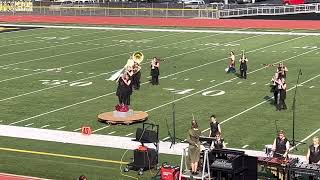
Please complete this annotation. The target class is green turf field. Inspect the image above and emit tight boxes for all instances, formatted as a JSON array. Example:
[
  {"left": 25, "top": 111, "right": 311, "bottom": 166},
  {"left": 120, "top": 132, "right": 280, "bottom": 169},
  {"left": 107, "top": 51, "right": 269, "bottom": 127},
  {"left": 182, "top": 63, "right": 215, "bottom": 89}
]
[{"left": 0, "top": 25, "right": 319, "bottom": 179}]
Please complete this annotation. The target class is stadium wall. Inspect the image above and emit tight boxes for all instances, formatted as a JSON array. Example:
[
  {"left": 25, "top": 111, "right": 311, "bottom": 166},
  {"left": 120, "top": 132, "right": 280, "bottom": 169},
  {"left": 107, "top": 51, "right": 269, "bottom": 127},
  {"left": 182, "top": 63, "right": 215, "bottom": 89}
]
[{"left": 1, "top": 15, "right": 320, "bottom": 29}]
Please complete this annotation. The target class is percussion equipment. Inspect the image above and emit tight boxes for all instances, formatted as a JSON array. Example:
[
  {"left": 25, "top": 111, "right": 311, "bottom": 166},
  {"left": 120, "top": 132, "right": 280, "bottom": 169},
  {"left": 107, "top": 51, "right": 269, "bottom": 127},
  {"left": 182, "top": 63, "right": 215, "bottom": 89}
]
[
  {"left": 290, "top": 161, "right": 320, "bottom": 179},
  {"left": 258, "top": 156, "right": 297, "bottom": 167}
]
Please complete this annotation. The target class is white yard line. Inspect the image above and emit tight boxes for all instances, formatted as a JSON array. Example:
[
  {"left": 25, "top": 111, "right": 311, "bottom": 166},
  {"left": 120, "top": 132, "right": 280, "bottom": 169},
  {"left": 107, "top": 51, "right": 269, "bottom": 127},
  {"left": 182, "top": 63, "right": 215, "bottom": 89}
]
[
  {"left": 2, "top": 23, "right": 320, "bottom": 36},
  {"left": 108, "top": 131, "right": 116, "bottom": 135},
  {"left": 125, "top": 133, "right": 134, "bottom": 137},
  {"left": 8, "top": 36, "right": 308, "bottom": 125},
  {"left": 309, "top": 86, "right": 315, "bottom": 88},
  {"left": 0, "top": 31, "right": 142, "bottom": 58},
  {"left": 56, "top": 126, "right": 66, "bottom": 130},
  {"left": 40, "top": 125, "right": 50, "bottom": 129},
  {"left": 92, "top": 126, "right": 110, "bottom": 133},
  {"left": 289, "top": 128, "right": 320, "bottom": 151},
  {"left": 73, "top": 128, "right": 82, "bottom": 132},
  {"left": 242, "top": 145, "right": 249, "bottom": 148}
]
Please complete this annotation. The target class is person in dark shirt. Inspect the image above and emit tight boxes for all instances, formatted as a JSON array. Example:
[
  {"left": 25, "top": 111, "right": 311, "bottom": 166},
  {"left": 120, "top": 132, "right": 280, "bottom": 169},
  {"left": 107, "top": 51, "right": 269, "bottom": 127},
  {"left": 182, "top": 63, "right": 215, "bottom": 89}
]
[
  {"left": 209, "top": 115, "right": 221, "bottom": 137},
  {"left": 272, "top": 130, "right": 290, "bottom": 158},
  {"left": 150, "top": 57, "right": 160, "bottom": 85},
  {"left": 239, "top": 56, "right": 248, "bottom": 79},
  {"left": 306, "top": 137, "right": 320, "bottom": 164},
  {"left": 210, "top": 132, "right": 226, "bottom": 150}
]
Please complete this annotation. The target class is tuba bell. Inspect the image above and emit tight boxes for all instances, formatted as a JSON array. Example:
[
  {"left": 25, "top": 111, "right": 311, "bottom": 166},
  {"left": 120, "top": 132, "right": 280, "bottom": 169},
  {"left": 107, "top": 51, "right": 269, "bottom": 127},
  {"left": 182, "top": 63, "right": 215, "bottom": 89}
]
[{"left": 132, "top": 52, "right": 144, "bottom": 64}]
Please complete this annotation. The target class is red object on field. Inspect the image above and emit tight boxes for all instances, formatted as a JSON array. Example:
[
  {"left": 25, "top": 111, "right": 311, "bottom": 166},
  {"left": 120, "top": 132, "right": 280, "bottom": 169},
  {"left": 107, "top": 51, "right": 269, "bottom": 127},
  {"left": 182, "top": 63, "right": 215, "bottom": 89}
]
[
  {"left": 115, "top": 104, "right": 129, "bottom": 112},
  {"left": 81, "top": 126, "right": 92, "bottom": 135},
  {"left": 138, "top": 145, "right": 148, "bottom": 151},
  {"left": 283, "top": 0, "right": 304, "bottom": 5},
  {"left": 160, "top": 165, "right": 182, "bottom": 180}
]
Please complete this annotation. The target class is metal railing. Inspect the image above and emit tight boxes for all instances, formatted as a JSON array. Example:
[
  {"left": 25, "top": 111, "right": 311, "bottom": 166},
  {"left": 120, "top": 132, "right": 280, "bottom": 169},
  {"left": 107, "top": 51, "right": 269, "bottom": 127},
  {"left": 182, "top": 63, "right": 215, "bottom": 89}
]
[{"left": 217, "top": 3, "right": 320, "bottom": 18}]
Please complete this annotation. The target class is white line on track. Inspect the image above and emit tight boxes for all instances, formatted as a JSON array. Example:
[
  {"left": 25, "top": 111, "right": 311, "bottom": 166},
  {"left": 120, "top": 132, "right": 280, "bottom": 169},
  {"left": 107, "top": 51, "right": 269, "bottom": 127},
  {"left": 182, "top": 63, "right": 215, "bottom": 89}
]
[
  {"left": 108, "top": 131, "right": 116, "bottom": 135},
  {"left": 92, "top": 126, "right": 110, "bottom": 133},
  {"left": 24, "top": 123, "right": 33, "bottom": 127},
  {"left": 73, "top": 128, "right": 82, "bottom": 132},
  {"left": 289, "top": 128, "right": 320, "bottom": 151},
  {"left": 242, "top": 145, "right": 249, "bottom": 148},
  {"left": 125, "top": 133, "right": 134, "bottom": 137},
  {"left": 40, "top": 125, "right": 50, "bottom": 128},
  {"left": 2, "top": 23, "right": 320, "bottom": 36},
  {"left": 8, "top": 35, "right": 307, "bottom": 125},
  {"left": 56, "top": 126, "right": 66, "bottom": 130}
]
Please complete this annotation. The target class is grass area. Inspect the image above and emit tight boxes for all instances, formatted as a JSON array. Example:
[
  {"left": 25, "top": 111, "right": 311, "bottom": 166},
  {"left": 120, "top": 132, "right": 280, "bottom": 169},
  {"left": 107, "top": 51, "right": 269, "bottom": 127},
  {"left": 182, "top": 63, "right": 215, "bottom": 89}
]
[{"left": 0, "top": 25, "right": 319, "bottom": 179}]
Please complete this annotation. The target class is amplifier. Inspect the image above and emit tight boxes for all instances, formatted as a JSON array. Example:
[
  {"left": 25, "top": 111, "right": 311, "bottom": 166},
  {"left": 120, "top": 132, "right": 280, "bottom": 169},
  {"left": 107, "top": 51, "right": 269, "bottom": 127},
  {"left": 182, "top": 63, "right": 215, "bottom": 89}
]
[{"left": 133, "top": 148, "right": 157, "bottom": 169}]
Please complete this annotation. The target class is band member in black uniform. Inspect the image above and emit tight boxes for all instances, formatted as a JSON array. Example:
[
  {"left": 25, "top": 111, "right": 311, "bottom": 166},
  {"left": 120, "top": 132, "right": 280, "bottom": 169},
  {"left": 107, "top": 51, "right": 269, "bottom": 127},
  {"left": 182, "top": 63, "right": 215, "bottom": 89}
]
[
  {"left": 150, "top": 57, "right": 160, "bottom": 85},
  {"left": 132, "top": 62, "right": 141, "bottom": 90},
  {"left": 116, "top": 73, "right": 132, "bottom": 105},
  {"left": 272, "top": 130, "right": 290, "bottom": 158},
  {"left": 277, "top": 78, "right": 287, "bottom": 111},
  {"left": 239, "top": 55, "right": 248, "bottom": 79},
  {"left": 209, "top": 115, "right": 221, "bottom": 137},
  {"left": 210, "top": 132, "right": 226, "bottom": 149},
  {"left": 306, "top": 137, "right": 320, "bottom": 180}
]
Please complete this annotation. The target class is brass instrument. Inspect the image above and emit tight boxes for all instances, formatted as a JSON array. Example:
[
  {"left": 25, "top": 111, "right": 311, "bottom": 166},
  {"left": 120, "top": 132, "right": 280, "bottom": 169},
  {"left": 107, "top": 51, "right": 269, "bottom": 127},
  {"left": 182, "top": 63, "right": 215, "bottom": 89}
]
[{"left": 124, "top": 52, "right": 144, "bottom": 69}]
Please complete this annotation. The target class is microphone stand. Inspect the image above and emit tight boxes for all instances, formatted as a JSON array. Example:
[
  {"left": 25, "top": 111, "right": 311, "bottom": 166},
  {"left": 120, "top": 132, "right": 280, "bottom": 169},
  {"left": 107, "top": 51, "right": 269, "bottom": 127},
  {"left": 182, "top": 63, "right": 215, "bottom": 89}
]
[
  {"left": 290, "top": 69, "right": 305, "bottom": 150},
  {"left": 169, "top": 93, "right": 183, "bottom": 148}
]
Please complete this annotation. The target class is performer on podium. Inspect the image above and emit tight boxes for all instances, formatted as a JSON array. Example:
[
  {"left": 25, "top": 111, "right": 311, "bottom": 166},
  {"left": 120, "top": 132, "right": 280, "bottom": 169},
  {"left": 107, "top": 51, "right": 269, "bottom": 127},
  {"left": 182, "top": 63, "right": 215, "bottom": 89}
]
[
  {"left": 116, "top": 73, "right": 132, "bottom": 106},
  {"left": 186, "top": 120, "right": 201, "bottom": 175}
]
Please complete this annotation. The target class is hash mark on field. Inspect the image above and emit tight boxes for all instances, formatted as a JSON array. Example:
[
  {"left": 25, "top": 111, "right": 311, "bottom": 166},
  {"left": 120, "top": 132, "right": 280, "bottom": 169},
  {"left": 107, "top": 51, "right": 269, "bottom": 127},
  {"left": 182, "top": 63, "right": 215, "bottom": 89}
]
[
  {"left": 265, "top": 83, "right": 270, "bottom": 85},
  {"left": 92, "top": 126, "right": 110, "bottom": 133},
  {"left": 40, "top": 125, "right": 50, "bottom": 128},
  {"left": 56, "top": 126, "right": 65, "bottom": 130},
  {"left": 66, "top": 71, "right": 72, "bottom": 73},
  {"left": 108, "top": 131, "right": 116, "bottom": 135},
  {"left": 272, "top": 51, "right": 277, "bottom": 53},
  {"left": 162, "top": 137, "right": 170, "bottom": 141},
  {"left": 210, "top": 80, "right": 216, "bottom": 82},
  {"left": 0, "top": 120, "right": 2, "bottom": 123},
  {"left": 172, "top": 78, "right": 177, "bottom": 80},
  {"left": 24, "top": 123, "right": 34, "bottom": 127},
  {"left": 23, "top": 69, "right": 29, "bottom": 71},
  {"left": 242, "top": 145, "right": 249, "bottom": 148},
  {"left": 309, "top": 86, "right": 315, "bottom": 88},
  {"left": 184, "top": 78, "right": 189, "bottom": 81},
  {"left": 261, "top": 51, "right": 265, "bottom": 52},
  {"left": 77, "top": 72, "right": 84, "bottom": 74},
  {"left": 316, "top": 52, "right": 319, "bottom": 54},
  {"left": 88, "top": 72, "right": 94, "bottom": 75},
  {"left": 237, "top": 82, "right": 242, "bottom": 84},
  {"left": 196, "top": 79, "right": 203, "bottom": 81},
  {"left": 73, "top": 128, "right": 81, "bottom": 132},
  {"left": 251, "top": 82, "right": 256, "bottom": 85},
  {"left": 125, "top": 133, "right": 134, "bottom": 137}
]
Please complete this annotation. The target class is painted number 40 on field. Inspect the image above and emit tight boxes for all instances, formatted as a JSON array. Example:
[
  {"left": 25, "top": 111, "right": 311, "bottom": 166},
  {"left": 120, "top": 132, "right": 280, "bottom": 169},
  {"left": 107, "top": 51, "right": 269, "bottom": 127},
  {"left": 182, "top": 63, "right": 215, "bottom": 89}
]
[
  {"left": 163, "top": 88, "right": 225, "bottom": 97},
  {"left": 39, "top": 80, "right": 92, "bottom": 87}
]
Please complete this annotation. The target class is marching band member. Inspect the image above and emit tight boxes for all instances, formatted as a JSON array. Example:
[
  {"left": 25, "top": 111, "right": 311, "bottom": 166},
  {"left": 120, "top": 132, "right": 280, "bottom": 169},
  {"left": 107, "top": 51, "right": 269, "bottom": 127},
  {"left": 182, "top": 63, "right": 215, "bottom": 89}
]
[
  {"left": 210, "top": 132, "right": 226, "bottom": 150},
  {"left": 272, "top": 130, "right": 290, "bottom": 159},
  {"left": 277, "top": 78, "right": 287, "bottom": 111},
  {"left": 306, "top": 137, "right": 320, "bottom": 180},
  {"left": 132, "top": 62, "right": 141, "bottom": 90},
  {"left": 277, "top": 63, "right": 288, "bottom": 79},
  {"left": 209, "top": 115, "right": 221, "bottom": 138},
  {"left": 186, "top": 120, "right": 201, "bottom": 175},
  {"left": 150, "top": 57, "right": 160, "bottom": 85},
  {"left": 116, "top": 73, "right": 132, "bottom": 106},
  {"left": 226, "top": 51, "right": 236, "bottom": 73},
  {"left": 239, "top": 55, "right": 248, "bottom": 79},
  {"left": 271, "top": 73, "right": 279, "bottom": 105},
  {"left": 306, "top": 137, "right": 320, "bottom": 164}
]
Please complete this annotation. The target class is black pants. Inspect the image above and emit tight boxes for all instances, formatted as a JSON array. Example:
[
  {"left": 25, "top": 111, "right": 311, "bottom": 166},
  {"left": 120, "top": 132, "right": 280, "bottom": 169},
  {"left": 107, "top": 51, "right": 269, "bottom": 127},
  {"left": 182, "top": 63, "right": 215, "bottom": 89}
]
[
  {"left": 240, "top": 69, "right": 247, "bottom": 79},
  {"left": 133, "top": 72, "right": 141, "bottom": 90},
  {"left": 277, "top": 90, "right": 287, "bottom": 110},
  {"left": 118, "top": 95, "right": 130, "bottom": 105},
  {"left": 151, "top": 75, "right": 159, "bottom": 85},
  {"left": 274, "top": 89, "right": 279, "bottom": 105}
]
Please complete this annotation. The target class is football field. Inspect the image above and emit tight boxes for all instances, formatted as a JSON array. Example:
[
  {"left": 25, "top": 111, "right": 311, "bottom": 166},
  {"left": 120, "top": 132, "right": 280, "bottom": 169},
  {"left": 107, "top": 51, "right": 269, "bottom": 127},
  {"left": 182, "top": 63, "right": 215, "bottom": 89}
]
[{"left": 0, "top": 25, "right": 319, "bottom": 179}]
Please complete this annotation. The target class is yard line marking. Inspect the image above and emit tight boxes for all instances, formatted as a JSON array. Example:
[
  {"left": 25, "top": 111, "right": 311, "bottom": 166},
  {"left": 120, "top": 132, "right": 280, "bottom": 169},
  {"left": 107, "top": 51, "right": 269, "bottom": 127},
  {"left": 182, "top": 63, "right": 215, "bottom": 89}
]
[
  {"left": 171, "top": 78, "right": 177, "bottom": 80},
  {"left": 162, "top": 137, "right": 170, "bottom": 141},
  {"left": 56, "top": 126, "right": 66, "bottom": 130},
  {"left": 242, "top": 145, "right": 249, "bottom": 148},
  {"left": 184, "top": 78, "right": 189, "bottom": 81},
  {"left": 200, "top": 73, "right": 320, "bottom": 134},
  {"left": 77, "top": 72, "right": 84, "bottom": 74},
  {"left": 8, "top": 36, "right": 307, "bottom": 125},
  {"left": 3, "top": 23, "right": 320, "bottom": 36},
  {"left": 108, "top": 131, "right": 116, "bottom": 135},
  {"left": 196, "top": 79, "right": 203, "bottom": 81},
  {"left": 251, "top": 82, "right": 257, "bottom": 85},
  {"left": 73, "top": 128, "right": 81, "bottom": 132},
  {"left": 125, "top": 133, "right": 134, "bottom": 137},
  {"left": 0, "top": 31, "right": 142, "bottom": 58},
  {"left": 309, "top": 86, "right": 315, "bottom": 88},
  {"left": 92, "top": 126, "right": 110, "bottom": 133},
  {"left": 40, "top": 125, "right": 50, "bottom": 129},
  {"left": 289, "top": 128, "right": 320, "bottom": 151},
  {"left": 24, "top": 123, "right": 33, "bottom": 127},
  {"left": 237, "top": 82, "right": 242, "bottom": 84},
  {"left": 210, "top": 80, "right": 216, "bottom": 82}
]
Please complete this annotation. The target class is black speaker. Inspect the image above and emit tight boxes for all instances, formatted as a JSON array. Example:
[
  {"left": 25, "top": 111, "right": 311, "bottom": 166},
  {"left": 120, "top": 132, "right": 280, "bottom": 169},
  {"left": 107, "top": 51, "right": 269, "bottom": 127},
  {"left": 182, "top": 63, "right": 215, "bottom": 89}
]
[
  {"left": 135, "top": 128, "right": 158, "bottom": 143},
  {"left": 133, "top": 148, "right": 157, "bottom": 169}
]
